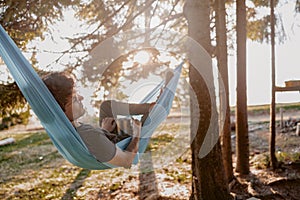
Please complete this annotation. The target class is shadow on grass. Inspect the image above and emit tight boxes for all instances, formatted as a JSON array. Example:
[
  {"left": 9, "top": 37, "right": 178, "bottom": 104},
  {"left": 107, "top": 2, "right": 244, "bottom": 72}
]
[
  {"left": 0, "top": 131, "right": 64, "bottom": 180},
  {"left": 61, "top": 168, "right": 91, "bottom": 200},
  {"left": 138, "top": 152, "right": 159, "bottom": 199}
]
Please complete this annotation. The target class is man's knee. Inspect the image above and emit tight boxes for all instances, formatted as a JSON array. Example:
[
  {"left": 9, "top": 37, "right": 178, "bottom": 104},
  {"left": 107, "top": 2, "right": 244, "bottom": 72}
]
[{"left": 100, "top": 100, "right": 114, "bottom": 111}]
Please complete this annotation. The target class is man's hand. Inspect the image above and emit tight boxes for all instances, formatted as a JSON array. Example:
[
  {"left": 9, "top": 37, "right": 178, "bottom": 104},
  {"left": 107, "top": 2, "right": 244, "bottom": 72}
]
[
  {"left": 101, "top": 117, "right": 116, "bottom": 132},
  {"left": 106, "top": 118, "right": 141, "bottom": 169}
]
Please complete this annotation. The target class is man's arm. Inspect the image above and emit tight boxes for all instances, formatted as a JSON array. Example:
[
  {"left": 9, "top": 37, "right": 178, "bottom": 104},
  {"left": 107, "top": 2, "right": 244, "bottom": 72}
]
[{"left": 107, "top": 119, "right": 141, "bottom": 168}]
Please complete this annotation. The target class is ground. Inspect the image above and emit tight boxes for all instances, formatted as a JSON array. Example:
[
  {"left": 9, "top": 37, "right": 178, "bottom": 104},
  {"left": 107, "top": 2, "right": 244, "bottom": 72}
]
[
  {"left": 0, "top": 107, "right": 300, "bottom": 200},
  {"left": 230, "top": 108, "right": 300, "bottom": 200}
]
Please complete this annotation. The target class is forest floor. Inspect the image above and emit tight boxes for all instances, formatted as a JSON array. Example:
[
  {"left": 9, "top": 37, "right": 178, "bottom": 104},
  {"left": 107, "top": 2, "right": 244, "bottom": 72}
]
[
  {"left": 230, "top": 107, "right": 300, "bottom": 200},
  {"left": 0, "top": 106, "right": 300, "bottom": 200}
]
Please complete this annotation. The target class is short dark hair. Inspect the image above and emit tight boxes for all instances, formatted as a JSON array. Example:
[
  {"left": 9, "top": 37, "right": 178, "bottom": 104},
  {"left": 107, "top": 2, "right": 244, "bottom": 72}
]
[{"left": 42, "top": 72, "right": 74, "bottom": 111}]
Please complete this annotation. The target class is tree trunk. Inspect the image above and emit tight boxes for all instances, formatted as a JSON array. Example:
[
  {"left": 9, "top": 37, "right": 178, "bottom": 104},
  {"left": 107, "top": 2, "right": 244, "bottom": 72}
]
[
  {"left": 269, "top": 0, "right": 278, "bottom": 170},
  {"left": 184, "top": 0, "right": 232, "bottom": 199},
  {"left": 215, "top": 0, "right": 234, "bottom": 183},
  {"left": 235, "top": 0, "right": 250, "bottom": 175}
]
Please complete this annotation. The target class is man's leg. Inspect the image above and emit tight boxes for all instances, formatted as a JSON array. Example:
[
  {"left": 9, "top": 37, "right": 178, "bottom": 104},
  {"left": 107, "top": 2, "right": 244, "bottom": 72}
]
[
  {"left": 99, "top": 100, "right": 152, "bottom": 133},
  {"left": 99, "top": 69, "right": 174, "bottom": 134},
  {"left": 99, "top": 100, "right": 151, "bottom": 121}
]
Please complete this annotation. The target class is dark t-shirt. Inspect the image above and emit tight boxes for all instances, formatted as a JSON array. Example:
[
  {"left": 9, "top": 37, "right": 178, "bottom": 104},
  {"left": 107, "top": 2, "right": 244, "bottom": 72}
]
[{"left": 76, "top": 123, "right": 117, "bottom": 162}]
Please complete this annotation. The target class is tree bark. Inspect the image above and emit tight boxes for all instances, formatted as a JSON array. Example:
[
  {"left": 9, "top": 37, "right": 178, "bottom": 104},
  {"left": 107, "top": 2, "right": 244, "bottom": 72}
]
[
  {"left": 184, "top": 0, "right": 232, "bottom": 199},
  {"left": 215, "top": 0, "right": 234, "bottom": 183},
  {"left": 235, "top": 0, "right": 250, "bottom": 175},
  {"left": 269, "top": 0, "right": 278, "bottom": 170}
]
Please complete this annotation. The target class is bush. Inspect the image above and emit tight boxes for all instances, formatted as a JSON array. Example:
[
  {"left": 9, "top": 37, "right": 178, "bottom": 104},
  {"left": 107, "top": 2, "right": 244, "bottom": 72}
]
[{"left": 0, "top": 109, "right": 30, "bottom": 130}]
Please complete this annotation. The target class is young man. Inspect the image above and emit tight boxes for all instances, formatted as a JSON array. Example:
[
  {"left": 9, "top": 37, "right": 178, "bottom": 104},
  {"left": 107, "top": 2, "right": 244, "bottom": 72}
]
[{"left": 42, "top": 72, "right": 155, "bottom": 168}]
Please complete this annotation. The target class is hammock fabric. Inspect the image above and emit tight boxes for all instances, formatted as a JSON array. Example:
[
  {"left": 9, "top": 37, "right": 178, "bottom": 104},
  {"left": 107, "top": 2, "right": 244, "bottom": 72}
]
[{"left": 0, "top": 25, "right": 182, "bottom": 170}]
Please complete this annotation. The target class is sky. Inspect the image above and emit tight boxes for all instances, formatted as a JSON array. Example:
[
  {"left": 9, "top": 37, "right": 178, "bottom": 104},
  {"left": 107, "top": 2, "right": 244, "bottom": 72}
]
[{"left": 228, "top": 2, "right": 300, "bottom": 106}]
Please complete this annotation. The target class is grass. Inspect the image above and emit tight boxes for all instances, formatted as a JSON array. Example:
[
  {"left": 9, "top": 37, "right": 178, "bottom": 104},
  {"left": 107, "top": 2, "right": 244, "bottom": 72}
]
[
  {"left": 251, "top": 151, "right": 300, "bottom": 169},
  {"left": 277, "top": 152, "right": 300, "bottom": 163},
  {"left": 0, "top": 132, "right": 81, "bottom": 199},
  {"left": 0, "top": 132, "right": 59, "bottom": 174},
  {"left": 163, "top": 167, "right": 191, "bottom": 184},
  {"left": 0, "top": 123, "right": 192, "bottom": 199},
  {"left": 145, "top": 123, "right": 188, "bottom": 152},
  {"left": 146, "top": 133, "right": 174, "bottom": 152},
  {"left": 230, "top": 102, "right": 300, "bottom": 115},
  {"left": 2, "top": 102, "right": 298, "bottom": 199}
]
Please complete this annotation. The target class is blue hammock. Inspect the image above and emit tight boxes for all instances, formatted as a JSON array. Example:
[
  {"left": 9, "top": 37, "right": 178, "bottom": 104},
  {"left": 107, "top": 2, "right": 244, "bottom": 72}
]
[{"left": 0, "top": 25, "right": 182, "bottom": 170}]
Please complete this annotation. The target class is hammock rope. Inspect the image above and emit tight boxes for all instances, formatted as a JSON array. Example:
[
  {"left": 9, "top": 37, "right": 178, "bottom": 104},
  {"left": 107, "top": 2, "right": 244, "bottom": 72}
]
[{"left": 0, "top": 25, "right": 183, "bottom": 170}]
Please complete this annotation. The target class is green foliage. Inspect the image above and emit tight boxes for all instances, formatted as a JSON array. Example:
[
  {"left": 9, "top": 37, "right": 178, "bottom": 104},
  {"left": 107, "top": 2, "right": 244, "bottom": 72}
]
[
  {"left": 0, "top": 0, "right": 80, "bottom": 48},
  {"left": 0, "top": 0, "right": 80, "bottom": 125},
  {"left": 0, "top": 83, "right": 25, "bottom": 115},
  {"left": 247, "top": 16, "right": 270, "bottom": 43},
  {"left": 251, "top": 0, "right": 268, "bottom": 7},
  {"left": 0, "top": 82, "right": 30, "bottom": 129},
  {"left": 250, "top": 0, "right": 280, "bottom": 7},
  {"left": 246, "top": 0, "right": 287, "bottom": 44},
  {"left": 297, "top": 0, "right": 300, "bottom": 13},
  {"left": 76, "top": 0, "right": 113, "bottom": 26},
  {"left": 64, "top": 0, "right": 185, "bottom": 95},
  {"left": 0, "top": 111, "right": 30, "bottom": 130}
]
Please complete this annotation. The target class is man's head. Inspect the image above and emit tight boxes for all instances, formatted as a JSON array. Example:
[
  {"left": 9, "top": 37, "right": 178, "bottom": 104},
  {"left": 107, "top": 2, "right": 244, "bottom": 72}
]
[{"left": 42, "top": 72, "right": 85, "bottom": 121}]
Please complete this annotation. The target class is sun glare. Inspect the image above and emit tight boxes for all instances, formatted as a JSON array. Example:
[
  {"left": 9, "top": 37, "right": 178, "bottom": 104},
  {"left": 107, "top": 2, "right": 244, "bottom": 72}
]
[{"left": 133, "top": 51, "right": 150, "bottom": 65}]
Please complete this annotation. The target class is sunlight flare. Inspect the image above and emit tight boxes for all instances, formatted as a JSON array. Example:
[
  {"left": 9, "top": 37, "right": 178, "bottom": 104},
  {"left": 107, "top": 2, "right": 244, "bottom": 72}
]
[{"left": 133, "top": 51, "right": 150, "bottom": 65}]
